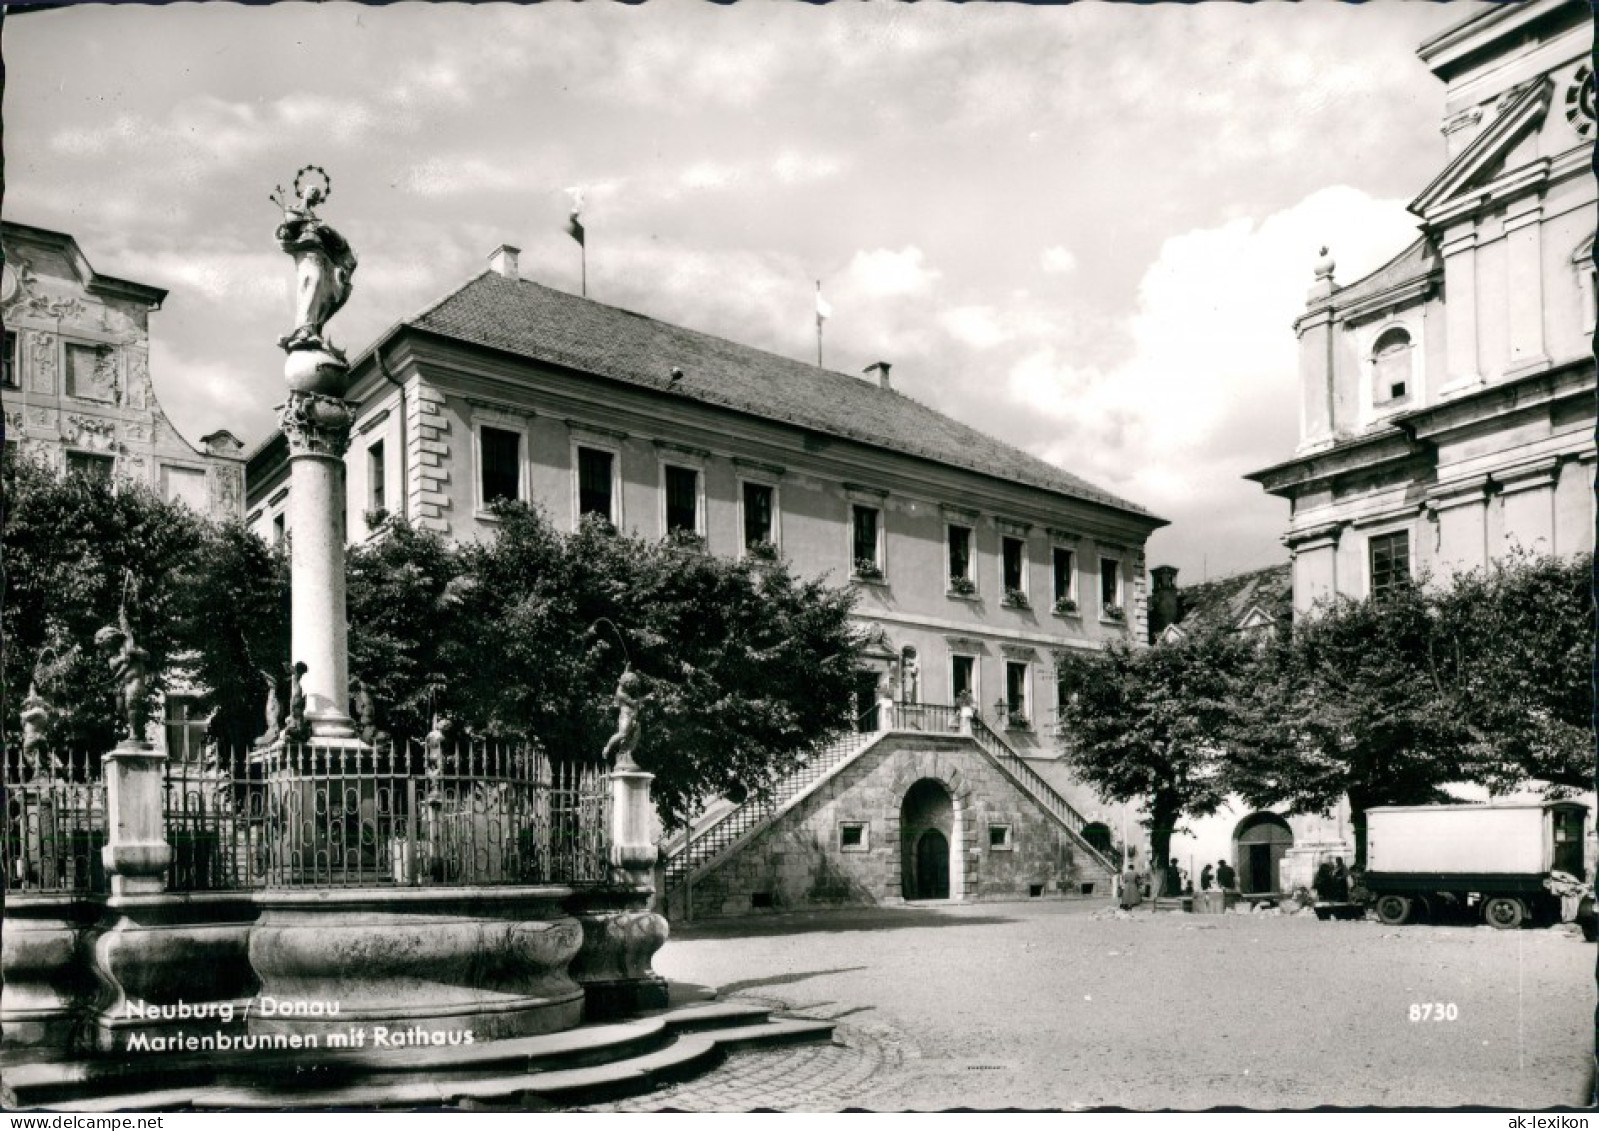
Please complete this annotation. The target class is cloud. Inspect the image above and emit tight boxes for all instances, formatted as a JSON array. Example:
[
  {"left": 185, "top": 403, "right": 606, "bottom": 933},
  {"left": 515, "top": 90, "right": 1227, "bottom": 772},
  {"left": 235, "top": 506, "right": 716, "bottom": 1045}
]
[
  {"left": 999, "top": 184, "right": 1423, "bottom": 569},
  {"left": 941, "top": 306, "right": 1012, "bottom": 350},
  {"left": 844, "top": 246, "right": 941, "bottom": 298},
  {"left": 1041, "top": 246, "right": 1078, "bottom": 275}
]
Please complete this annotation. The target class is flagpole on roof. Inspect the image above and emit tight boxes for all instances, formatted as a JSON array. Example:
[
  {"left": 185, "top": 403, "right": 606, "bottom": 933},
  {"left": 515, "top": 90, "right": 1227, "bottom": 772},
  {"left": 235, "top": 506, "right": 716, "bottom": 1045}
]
[
  {"left": 566, "top": 188, "right": 587, "bottom": 298},
  {"left": 814, "top": 279, "right": 832, "bottom": 368}
]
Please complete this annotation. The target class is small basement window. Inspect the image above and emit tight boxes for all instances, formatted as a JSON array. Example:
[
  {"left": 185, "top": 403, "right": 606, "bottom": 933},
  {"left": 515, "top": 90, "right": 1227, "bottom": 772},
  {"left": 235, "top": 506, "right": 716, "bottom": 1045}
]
[
  {"left": 750, "top": 892, "right": 775, "bottom": 909},
  {"left": 1079, "top": 882, "right": 1096, "bottom": 896},
  {"left": 839, "top": 822, "right": 869, "bottom": 852},
  {"left": 1028, "top": 883, "right": 1044, "bottom": 898},
  {"left": 988, "top": 824, "right": 1013, "bottom": 851}
]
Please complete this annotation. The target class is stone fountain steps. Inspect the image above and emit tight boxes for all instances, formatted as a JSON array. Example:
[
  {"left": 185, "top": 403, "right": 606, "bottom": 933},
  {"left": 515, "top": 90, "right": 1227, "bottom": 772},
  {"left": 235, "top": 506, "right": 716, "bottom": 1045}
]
[{"left": 2, "top": 998, "right": 835, "bottom": 1112}]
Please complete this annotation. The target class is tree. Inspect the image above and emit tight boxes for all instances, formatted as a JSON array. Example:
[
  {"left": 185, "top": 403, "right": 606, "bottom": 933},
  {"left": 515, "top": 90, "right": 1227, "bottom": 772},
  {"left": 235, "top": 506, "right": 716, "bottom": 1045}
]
[
  {"left": 1428, "top": 552, "right": 1593, "bottom": 794},
  {"left": 1224, "top": 582, "right": 1469, "bottom": 867},
  {"left": 1, "top": 451, "right": 287, "bottom": 756},
  {"left": 347, "top": 506, "right": 864, "bottom": 827},
  {"left": 1055, "top": 625, "right": 1256, "bottom": 894},
  {"left": 345, "top": 518, "right": 470, "bottom": 743}
]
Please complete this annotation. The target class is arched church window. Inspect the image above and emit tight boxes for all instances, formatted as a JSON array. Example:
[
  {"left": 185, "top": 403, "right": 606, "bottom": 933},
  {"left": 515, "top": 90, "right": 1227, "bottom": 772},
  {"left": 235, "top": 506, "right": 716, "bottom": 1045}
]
[
  {"left": 1573, "top": 233, "right": 1596, "bottom": 334},
  {"left": 1371, "top": 327, "right": 1413, "bottom": 405}
]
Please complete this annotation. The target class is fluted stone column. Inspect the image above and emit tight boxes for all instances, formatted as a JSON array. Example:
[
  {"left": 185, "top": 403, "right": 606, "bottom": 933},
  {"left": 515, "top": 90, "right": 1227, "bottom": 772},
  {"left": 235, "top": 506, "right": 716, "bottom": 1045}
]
[{"left": 280, "top": 387, "right": 358, "bottom": 739}]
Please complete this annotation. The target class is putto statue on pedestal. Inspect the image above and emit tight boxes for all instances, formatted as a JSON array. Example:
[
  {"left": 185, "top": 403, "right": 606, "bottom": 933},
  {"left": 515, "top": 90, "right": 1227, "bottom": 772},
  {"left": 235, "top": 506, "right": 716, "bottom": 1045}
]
[{"left": 94, "top": 599, "right": 150, "bottom": 746}]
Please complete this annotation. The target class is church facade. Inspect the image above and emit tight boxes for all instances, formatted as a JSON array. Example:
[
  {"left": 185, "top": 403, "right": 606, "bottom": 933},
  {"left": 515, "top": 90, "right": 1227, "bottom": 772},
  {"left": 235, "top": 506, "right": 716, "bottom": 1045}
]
[{"left": 1247, "top": 0, "right": 1595, "bottom": 610}]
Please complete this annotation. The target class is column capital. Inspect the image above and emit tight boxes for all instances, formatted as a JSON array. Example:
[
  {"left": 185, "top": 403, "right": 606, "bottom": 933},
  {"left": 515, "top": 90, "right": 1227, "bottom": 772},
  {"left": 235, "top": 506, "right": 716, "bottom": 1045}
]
[{"left": 280, "top": 391, "right": 356, "bottom": 458}]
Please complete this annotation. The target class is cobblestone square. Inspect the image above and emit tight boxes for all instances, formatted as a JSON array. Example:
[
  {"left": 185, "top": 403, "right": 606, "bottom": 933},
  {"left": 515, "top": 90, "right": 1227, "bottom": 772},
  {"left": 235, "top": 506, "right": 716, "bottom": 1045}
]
[{"left": 583, "top": 900, "right": 1596, "bottom": 1112}]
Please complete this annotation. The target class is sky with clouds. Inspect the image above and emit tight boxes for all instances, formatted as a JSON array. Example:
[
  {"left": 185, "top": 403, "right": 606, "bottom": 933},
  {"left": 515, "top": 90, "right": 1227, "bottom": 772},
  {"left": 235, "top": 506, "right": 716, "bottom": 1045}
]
[{"left": 5, "top": 0, "right": 1470, "bottom": 581}]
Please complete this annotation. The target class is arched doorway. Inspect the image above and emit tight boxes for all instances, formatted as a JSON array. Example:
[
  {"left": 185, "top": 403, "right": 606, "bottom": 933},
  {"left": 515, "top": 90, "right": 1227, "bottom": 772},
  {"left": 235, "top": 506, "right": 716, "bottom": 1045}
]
[
  {"left": 1234, "top": 812, "right": 1293, "bottom": 894},
  {"left": 1081, "top": 822, "right": 1113, "bottom": 855},
  {"left": 901, "top": 779, "right": 954, "bottom": 900}
]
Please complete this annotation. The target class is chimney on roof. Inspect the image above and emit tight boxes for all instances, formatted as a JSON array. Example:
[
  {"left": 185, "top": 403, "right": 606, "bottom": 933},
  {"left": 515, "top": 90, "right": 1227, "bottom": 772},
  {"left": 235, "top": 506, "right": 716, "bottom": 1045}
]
[
  {"left": 864, "top": 361, "right": 892, "bottom": 390},
  {"left": 1148, "top": 565, "right": 1181, "bottom": 644},
  {"left": 488, "top": 244, "right": 521, "bottom": 281}
]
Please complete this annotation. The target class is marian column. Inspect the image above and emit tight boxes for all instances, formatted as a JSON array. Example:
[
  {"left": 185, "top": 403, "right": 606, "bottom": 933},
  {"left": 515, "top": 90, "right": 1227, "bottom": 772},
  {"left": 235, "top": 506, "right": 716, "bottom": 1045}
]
[{"left": 273, "top": 166, "right": 360, "bottom": 740}]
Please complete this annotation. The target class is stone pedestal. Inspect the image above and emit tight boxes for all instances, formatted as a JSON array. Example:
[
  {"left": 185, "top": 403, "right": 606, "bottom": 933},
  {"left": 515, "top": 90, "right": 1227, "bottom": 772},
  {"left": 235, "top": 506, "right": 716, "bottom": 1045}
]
[
  {"left": 101, "top": 741, "right": 170, "bottom": 897},
  {"left": 279, "top": 388, "right": 358, "bottom": 740},
  {"left": 575, "top": 770, "right": 670, "bottom": 1018},
  {"left": 608, "top": 771, "right": 658, "bottom": 886}
]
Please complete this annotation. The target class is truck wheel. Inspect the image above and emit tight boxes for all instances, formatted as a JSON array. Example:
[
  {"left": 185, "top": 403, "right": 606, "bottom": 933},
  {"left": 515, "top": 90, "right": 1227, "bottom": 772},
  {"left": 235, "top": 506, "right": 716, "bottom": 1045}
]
[
  {"left": 1375, "top": 895, "right": 1413, "bottom": 925},
  {"left": 1483, "top": 896, "right": 1526, "bottom": 930}
]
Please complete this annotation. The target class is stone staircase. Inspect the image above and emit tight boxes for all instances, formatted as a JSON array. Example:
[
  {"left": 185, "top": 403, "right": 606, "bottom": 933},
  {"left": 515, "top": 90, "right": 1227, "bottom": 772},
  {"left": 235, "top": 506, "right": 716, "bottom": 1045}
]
[
  {"left": 661, "top": 725, "right": 888, "bottom": 892},
  {"left": 661, "top": 707, "right": 1117, "bottom": 898},
  {"left": 1, "top": 992, "right": 833, "bottom": 1112}
]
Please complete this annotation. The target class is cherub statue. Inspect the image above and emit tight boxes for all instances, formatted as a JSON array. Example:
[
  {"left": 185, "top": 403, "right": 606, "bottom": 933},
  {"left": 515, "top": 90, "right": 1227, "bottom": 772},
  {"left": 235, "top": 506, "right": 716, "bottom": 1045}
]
[
  {"left": 286, "top": 660, "right": 309, "bottom": 740},
  {"left": 255, "top": 669, "right": 283, "bottom": 749},
  {"left": 20, "top": 682, "right": 59, "bottom": 781},
  {"left": 350, "top": 676, "right": 378, "bottom": 745},
  {"left": 272, "top": 166, "right": 358, "bottom": 358},
  {"left": 94, "top": 603, "right": 150, "bottom": 743},
  {"left": 601, "top": 666, "right": 650, "bottom": 772}
]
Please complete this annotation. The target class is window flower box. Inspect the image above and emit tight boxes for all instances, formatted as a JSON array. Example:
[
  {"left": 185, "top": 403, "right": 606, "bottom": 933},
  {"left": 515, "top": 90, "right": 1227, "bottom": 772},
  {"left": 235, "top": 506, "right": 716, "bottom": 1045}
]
[
  {"left": 1002, "top": 588, "right": 1031, "bottom": 610},
  {"left": 746, "top": 539, "right": 779, "bottom": 562},
  {"left": 1006, "top": 711, "right": 1031, "bottom": 731},
  {"left": 853, "top": 559, "right": 884, "bottom": 581},
  {"left": 1103, "top": 603, "right": 1126, "bottom": 622},
  {"left": 948, "top": 575, "right": 977, "bottom": 596},
  {"left": 1052, "top": 596, "right": 1079, "bottom": 617}
]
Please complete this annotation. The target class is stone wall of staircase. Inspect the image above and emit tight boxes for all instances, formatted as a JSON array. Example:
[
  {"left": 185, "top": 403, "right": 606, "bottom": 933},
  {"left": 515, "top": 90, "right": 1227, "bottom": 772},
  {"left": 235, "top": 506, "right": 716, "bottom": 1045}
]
[{"left": 672, "top": 733, "right": 1116, "bottom": 920}]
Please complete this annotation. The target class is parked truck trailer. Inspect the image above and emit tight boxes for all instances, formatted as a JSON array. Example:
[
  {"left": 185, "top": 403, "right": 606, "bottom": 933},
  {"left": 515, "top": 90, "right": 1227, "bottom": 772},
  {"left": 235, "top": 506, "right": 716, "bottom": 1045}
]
[{"left": 1360, "top": 801, "right": 1589, "bottom": 930}]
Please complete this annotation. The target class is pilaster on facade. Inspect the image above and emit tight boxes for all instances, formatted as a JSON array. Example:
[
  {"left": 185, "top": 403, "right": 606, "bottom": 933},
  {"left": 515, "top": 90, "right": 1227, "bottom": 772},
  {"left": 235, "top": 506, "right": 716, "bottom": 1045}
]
[{"left": 407, "top": 380, "right": 450, "bottom": 533}]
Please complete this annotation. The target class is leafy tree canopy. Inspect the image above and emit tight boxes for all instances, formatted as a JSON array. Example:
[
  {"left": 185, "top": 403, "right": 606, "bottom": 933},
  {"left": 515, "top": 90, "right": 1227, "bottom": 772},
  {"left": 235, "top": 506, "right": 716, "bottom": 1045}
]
[
  {"left": 2, "top": 452, "right": 288, "bottom": 755},
  {"left": 349, "top": 506, "right": 863, "bottom": 827},
  {"left": 1055, "top": 624, "right": 1257, "bottom": 878}
]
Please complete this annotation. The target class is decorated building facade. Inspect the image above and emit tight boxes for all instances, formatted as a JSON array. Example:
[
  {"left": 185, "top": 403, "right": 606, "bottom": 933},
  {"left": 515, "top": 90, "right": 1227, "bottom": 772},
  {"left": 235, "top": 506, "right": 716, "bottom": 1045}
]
[{"left": 0, "top": 221, "right": 247, "bottom": 521}]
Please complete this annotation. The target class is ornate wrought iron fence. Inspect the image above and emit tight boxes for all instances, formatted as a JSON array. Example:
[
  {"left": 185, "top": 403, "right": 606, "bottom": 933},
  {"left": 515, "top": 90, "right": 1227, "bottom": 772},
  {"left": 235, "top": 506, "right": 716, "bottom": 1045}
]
[
  {"left": 253, "top": 738, "right": 609, "bottom": 889},
  {"left": 3, "top": 739, "right": 611, "bottom": 895},
  {"left": 2, "top": 748, "right": 108, "bottom": 894}
]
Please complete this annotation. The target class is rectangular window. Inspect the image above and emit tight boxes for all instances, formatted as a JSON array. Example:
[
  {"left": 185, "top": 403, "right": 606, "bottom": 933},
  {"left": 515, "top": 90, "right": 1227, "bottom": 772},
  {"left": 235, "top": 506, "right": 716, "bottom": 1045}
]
[
  {"left": 948, "top": 525, "right": 974, "bottom": 584},
  {"left": 479, "top": 426, "right": 521, "bottom": 504},
  {"left": 1, "top": 330, "right": 17, "bottom": 389},
  {"left": 67, "top": 452, "right": 114, "bottom": 482},
  {"left": 743, "top": 481, "right": 775, "bottom": 548},
  {"left": 664, "top": 465, "right": 699, "bottom": 534},
  {"left": 578, "top": 447, "right": 615, "bottom": 521},
  {"left": 988, "top": 825, "right": 1013, "bottom": 851},
  {"left": 1053, "top": 547, "right": 1076, "bottom": 604},
  {"left": 839, "top": 822, "right": 868, "bottom": 852},
  {"left": 368, "top": 440, "right": 386, "bottom": 514},
  {"left": 160, "top": 464, "right": 208, "bottom": 511},
  {"left": 852, "top": 505, "right": 881, "bottom": 574},
  {"left": 1006, "top": 661, "right": 1028, "bottom": 721},
  {"left": 1100, "top": 557, "right": 1121, "bottom": 610},
  {"left": 272, "top": 513, "right": 287, "bottom": 545},
  {"left": 1369, "top": 531, "right": 1410, "bottom": 600},
  {"left": 1002, "top": 536, "right": 1025, "bottom": 592},
  {"left": 952, "top": 655, "right": 976, "bottom": 705}
]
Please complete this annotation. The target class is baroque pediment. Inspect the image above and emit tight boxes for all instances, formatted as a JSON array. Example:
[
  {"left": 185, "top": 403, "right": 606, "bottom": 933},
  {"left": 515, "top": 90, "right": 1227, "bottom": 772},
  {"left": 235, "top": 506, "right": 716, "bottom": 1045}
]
[{"left": 1409, "top": 78, "right": 1552, "bottom": 224}]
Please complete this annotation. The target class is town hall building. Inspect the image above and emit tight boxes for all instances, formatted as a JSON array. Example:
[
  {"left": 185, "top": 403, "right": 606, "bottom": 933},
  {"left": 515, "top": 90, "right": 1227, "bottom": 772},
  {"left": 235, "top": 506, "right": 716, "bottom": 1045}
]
[{"left": 244, "top": 244, "right": 1166, "bottom": 915}]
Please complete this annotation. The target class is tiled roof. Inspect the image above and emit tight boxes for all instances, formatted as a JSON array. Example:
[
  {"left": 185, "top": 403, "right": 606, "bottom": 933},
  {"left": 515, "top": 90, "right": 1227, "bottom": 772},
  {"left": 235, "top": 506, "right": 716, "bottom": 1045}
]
[
  {"left": 1170, "top": 562, "right": 1292, "bottom": 635},
  {"left": 404, "top": 272, "right": 1159, "bottom": 520}
]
